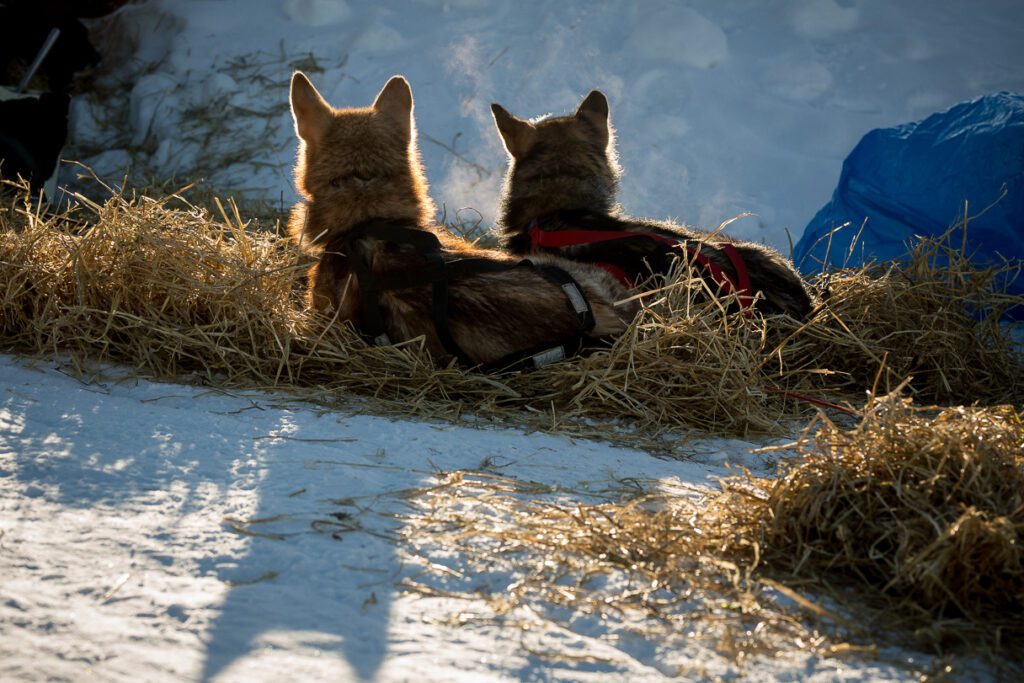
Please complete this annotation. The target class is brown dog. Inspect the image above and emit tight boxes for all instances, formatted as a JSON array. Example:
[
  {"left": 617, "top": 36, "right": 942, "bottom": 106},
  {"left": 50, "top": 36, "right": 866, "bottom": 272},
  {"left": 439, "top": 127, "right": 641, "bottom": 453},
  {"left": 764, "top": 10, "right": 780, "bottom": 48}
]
[
  {"left": 490, "top": 91, "right": 814, "bottom": 318},
  {"left": 288, "top": 72, "right": 636, "bottom": 368}
]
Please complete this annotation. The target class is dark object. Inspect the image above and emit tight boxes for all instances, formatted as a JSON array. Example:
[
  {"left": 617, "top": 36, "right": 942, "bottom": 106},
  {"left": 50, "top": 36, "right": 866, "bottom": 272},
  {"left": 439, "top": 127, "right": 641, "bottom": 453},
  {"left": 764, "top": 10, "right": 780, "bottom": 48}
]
[
  {"left": 0, "top": 3, "right": 103, "bottom": 93},
  {"left": 0, "top": 1, "right": 126, "bottom": 194},
  {"left": 0, "top": 91, "right": 69, "bottom": 186},
  {"left": 18, "top": 28, "right": 62, "bottom": 92},
  {"left": 794, "top": 92, "right": 1024, "bottom": 315}
]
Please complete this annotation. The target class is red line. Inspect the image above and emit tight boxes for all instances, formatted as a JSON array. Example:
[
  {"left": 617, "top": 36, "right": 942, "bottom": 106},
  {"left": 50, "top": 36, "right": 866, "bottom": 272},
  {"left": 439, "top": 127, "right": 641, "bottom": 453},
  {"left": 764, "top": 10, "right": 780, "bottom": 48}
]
[{"left": 765, "top": 387, "right": 859, "bottom": 415}]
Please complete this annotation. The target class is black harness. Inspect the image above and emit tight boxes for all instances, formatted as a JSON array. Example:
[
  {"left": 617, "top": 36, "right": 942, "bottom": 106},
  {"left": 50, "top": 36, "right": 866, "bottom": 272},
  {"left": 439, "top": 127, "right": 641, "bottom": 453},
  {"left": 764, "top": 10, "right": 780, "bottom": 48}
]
[{"left": 341, "top": 221, "right": 597, "bottom": 372}]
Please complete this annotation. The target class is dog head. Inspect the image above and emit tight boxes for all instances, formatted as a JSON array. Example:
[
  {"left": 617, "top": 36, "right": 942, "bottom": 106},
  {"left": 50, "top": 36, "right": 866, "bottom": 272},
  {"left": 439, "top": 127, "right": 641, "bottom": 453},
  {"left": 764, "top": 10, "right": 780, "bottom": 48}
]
[
  {"left": 491, "top": 90, "right": 621, "bottom": 226},
  {"left": 289, "top": 72, "right": 435, "bottom": 248}
]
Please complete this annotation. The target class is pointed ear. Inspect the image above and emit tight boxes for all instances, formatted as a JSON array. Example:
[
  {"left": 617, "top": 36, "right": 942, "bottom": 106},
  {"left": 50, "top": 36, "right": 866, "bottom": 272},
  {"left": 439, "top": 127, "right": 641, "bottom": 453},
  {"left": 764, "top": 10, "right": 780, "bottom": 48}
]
[
  {"left": 372, "top": 75, "right": 413, "bottom": 137},
  {"left": 491, "top": 103, "right": 536, "bottom": 158},
  {"left": 574, "top": 90, "right": 610, "bottom": 146},
  {"left": 290, "top": 71, "right": 333, "bottom": 143}
]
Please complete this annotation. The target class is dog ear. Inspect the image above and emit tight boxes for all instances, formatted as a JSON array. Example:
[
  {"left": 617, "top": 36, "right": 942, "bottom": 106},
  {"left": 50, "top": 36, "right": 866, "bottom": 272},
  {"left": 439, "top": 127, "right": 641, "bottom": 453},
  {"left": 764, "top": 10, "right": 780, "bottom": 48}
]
[
  {"left": 574, "top": 90, "right": 610, "bottom": 147},
  {"left": 491, "top": 103, "right": 536, "bottom": 158},
  {"left": 372, "top": 75, "right": 413, "bottom": 138},
  {"left": 290, "top": 71, "right": 333, "bottom": 144}
]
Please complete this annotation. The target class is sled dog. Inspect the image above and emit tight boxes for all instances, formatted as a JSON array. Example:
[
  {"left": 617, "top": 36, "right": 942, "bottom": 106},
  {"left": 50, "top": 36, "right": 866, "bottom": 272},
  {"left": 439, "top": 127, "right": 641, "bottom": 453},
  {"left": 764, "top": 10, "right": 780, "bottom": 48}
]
[
  {"left": 288, "top": 72, "right": 636, "bottom": 368},
  {"left": 490, "top": 91, "right": 814, "bottom": 318}
]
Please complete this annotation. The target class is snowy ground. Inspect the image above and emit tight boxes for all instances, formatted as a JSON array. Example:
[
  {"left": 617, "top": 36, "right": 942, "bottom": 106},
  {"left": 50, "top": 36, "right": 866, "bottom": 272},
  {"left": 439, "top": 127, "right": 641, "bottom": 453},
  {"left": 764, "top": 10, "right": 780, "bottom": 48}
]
[
  {"left": 2, "top": 356, "right": 930, "bottom": 682},
  {"left": 6, "top": 0, "right": 1023, "bottom": 680}
]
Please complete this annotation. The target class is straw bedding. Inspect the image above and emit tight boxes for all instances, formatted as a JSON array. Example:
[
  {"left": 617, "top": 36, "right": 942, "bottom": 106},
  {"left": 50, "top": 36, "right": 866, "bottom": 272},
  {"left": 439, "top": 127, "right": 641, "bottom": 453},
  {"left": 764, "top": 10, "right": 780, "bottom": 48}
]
[
  {"left": 723, "top": 392, "right": 1024, "bottom": 654},
  {"left": 1, "top": 181, "right": 1020, "bottom": 445},
  {"left": 769, "top": 238, "right": 1023, "bottom": 406}
]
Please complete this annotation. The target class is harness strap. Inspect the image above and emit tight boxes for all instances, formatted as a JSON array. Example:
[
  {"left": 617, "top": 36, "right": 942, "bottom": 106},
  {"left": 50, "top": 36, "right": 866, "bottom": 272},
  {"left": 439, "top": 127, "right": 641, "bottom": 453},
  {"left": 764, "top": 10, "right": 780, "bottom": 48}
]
[
  {"left": 529, "top": 220, "right": 754, "bottom": 314},
  {"left": 426, "top": 251, "right": 474, "bottom": 365},
  {"left": 346, "top": 222, "right": 456, "bottom": 354},
  {"left": 484, "top": 338, "right": 577, "bottom": 373},
  {"left": 344, "top": 221, "right": 596, "bottom": 370},
  {"left": 718, "top": 243, "right": 754, "bottom": 311},
  {"left": 594, "top": 262, "right": 632, "bottom": 286},
  {"left": 346, "top": 232, "right": 392, "bottom": 347}
]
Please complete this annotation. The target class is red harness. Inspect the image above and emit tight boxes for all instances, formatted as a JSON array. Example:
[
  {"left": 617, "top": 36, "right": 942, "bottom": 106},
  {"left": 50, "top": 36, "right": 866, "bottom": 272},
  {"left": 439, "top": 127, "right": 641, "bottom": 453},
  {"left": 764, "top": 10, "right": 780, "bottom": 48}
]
[{"left": 528, "top": 220, "right": 754, "bottom": 312}]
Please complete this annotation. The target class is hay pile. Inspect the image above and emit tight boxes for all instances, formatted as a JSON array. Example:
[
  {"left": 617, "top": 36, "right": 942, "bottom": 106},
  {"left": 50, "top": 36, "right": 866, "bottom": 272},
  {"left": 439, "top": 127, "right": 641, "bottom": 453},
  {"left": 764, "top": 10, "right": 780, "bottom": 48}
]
[
  {"left": 722, "top": 391, "right": 1024, "bottom": 654},
  {"left": 1, "top": 180, "right": 1022, "bottom": 446},
  {"left": 403, "top": 393, "right": 1024, "bottom": 668},
  {"left": 771, "top": 234, "right": 1023, "bottom": 405}
]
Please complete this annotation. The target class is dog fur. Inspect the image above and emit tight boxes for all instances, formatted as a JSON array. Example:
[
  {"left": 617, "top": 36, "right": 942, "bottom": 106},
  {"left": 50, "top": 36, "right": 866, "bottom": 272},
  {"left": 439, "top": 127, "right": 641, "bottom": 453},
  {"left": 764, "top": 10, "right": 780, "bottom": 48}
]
[
  {"left": 490, "top": 91, "right": 814, "bottom": 318},
  {"left": 288, "top": 72, "right": 636, "bottom": 366}
]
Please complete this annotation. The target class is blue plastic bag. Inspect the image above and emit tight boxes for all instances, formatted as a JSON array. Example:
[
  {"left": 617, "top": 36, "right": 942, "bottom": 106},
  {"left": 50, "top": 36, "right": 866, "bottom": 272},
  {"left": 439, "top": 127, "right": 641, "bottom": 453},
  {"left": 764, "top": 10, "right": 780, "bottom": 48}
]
[{"left": 794, "top": 92, "right": 1024, "bottom": 317}]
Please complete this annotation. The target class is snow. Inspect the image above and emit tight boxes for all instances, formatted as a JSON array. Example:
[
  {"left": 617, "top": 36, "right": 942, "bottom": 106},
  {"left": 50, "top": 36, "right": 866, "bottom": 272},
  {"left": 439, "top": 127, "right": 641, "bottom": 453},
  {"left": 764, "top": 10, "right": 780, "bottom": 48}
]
[
  {"left": 0, "top": 356, "right": 822, "bottom": 682},
  {"left": 62, "top": 0, "right": 1024, "bottom": 246},
  {"left": 283, "top": 0, "right": 353, "bottom": 27},
  {"left": 625, "top": 6, "right": 729, "bottom": 70},
  {"left": 7, "top": 0, "right": 1023, "bottom": 679},
  {"left": 129, "top": 72, "right": 181, "bottom": 147},
  {"left": 792, "top": 0, "right": 860, "bottom": 38},
  {"left": 1, "top": 356, "right": 929, "bottom": 681}
]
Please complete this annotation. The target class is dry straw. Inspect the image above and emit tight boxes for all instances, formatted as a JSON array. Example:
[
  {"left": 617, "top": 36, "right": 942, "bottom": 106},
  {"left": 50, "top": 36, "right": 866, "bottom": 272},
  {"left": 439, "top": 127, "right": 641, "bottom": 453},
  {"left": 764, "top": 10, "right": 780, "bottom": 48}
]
[
  {"left": 0, "top": 179, "right": 1021, "bottom": 449},
  {"left": 722, "top": 391, "right": 1024, "bottom": 655},
  {"left": 401, "top": 471, "right": 831, "bottom": 670},
  {"left": 403, "top": 392, "right": 1024, "bottom": 668},
  {"left": 770, "top": 231, "right": 1023, "bottom": 406}
]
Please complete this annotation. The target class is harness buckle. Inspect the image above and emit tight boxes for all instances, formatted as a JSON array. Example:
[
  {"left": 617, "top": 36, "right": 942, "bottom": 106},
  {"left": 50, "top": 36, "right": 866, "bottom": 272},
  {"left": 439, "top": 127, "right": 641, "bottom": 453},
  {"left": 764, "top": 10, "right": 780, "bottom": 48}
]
[
  {"left": 528, "top": 345, "right": 567, "bottom": 368},
  {"left": 561, "top": 282, "right": 590, "bottom": 316}
]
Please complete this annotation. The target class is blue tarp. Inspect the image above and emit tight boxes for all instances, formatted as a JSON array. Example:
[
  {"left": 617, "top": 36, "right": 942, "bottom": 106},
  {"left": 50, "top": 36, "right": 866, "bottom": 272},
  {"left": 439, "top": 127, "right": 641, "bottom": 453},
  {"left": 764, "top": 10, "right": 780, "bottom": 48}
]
[{"left": 794, "top": 92, "right": 1024, "bottom": 317}]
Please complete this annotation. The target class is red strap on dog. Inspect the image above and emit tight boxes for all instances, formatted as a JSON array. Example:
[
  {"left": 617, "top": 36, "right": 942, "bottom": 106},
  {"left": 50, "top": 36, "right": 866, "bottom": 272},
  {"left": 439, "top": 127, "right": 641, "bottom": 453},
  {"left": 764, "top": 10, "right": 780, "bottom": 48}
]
[
  {"left": 528, "top": 225, "right": 636, "bottom": 287},
  {"left": 594, "top": 262, "right": 633, "bottom": 287},
  {"left": 529, "top": 221, "right": 754, "bottom": 313},
  {"left": 717, "top": 243, "right": 754, "bottom": 310}
]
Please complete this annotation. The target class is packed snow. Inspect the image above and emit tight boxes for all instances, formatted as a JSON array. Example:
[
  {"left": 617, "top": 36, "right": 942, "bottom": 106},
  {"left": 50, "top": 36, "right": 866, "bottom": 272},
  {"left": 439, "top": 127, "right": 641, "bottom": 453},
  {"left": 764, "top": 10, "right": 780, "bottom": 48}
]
[{"left": 6, "top": 0, "right": 1023, "bottom": 680}]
